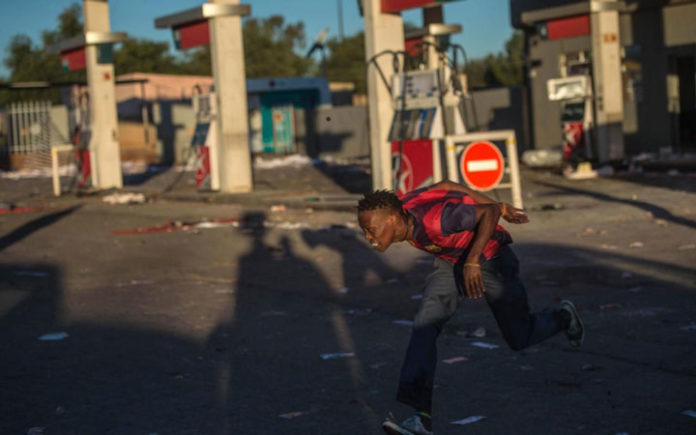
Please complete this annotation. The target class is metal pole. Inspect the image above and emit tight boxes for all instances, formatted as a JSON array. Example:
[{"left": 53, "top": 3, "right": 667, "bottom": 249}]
[{"left": 506, "top": 133, "right": 523, "bottom": 209}]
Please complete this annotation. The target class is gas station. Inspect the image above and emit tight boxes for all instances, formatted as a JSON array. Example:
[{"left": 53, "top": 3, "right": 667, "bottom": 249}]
[{"left": 362, "top": 0, "right": 524, "bottom": 207}]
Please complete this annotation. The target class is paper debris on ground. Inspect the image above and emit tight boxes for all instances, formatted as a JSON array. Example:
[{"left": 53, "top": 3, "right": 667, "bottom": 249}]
[
  {"left": 451, "top": 416, "right": 487, "bottom": 425},
  {"left": 681, "top": 410, "right": 696, "bottom": 418},
  {"left": 442, "top": 356, "right": 468, "bottom": 364},
  {"left": 628, "top": 241, "right": 644, "bottom": 248},
  {"left": 320, "top": 352, "right": 355, "bottom": 360},
  {"left": 279, "top": 411, "right": 309, "bottom": 419},
  {"left": 270, "top": 204, "right": 286, "bottom": 213},
  {"left": 254, "top": 154, "right": 311, "bottom": 169},
  {"left": 38, "top": 332, "right": 69, "bottom": 341},
  {"left": 471, "top": 341, "right": 498, "bottom": 349},
  {"left": 678, "top": 243, "right": 696, "bottom": 250},
  {"left": 102, "top": 193, "right": 146, "bottom": 205},
  {"left": 393, "top": 320, "right": 414, "bottom": 327},
  {"left": 337, "top": 287, "right": 349, "bottom": 294}
]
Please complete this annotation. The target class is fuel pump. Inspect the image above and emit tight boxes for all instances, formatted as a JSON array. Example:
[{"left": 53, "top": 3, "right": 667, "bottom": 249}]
[{"left": 190, "top": 85, "right": 220, "bottom": 191}]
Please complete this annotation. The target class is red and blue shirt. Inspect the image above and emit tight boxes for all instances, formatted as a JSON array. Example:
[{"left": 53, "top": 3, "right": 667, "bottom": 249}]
[{"left": 399, "top": 188, "right": 512, "bottom": 263}]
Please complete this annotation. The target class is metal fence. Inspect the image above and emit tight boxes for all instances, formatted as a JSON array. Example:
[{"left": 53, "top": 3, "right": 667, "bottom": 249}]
[{"left": 4, "top": 101, "right": 54, "bottom": 154}]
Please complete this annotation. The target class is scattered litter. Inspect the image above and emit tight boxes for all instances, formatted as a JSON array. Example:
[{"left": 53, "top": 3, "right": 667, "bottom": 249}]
[
  {"left": 393, "top": 320, "right": 414, "bottom": 327},
  {"left": 26, "top": 427, "right": 45, "bottom": 435},
  {"left": 680, "top": 325, "right": 696, "bottom": 331},
  {"left": 451, "top": 416, "right": 487, "bottom": 425},
  {"left": 442, "top": 356, "right": 468, "bottom": 364},
  {"left": 270, "top": 204, "right": 286, "bottom": 213},
  {"left": 279, "top": 411, "right": 309, "bottom": 419},
  {"left": 0, "top": 206, "right": 43, "bottom": 215},
  {"left": 131, "top": 280, "right": 154, "bottom": 285},
  {"left": 682, "top": 410, "right": 696, "bottom": 419},
  {"left": 111, "top": 217, "right": 240, "bottom": 235},
  {"left": 320, "top": 352, "right": 355, "bottom": 360},
  {"left": 411, "top": 295, "right": 423, "bottom": 300},
  {"left": 273, "top": 221, "right": 309, "bottom": 230},
  {"left": 600, "top": 244, "right": 619, "bottom": 250},
  {"left": 337, "top": 287, "right": 349, "bottom": 294},
  {"left": 653, "top": 218, "right": 669, "bottom": 227},
  {"left": 14, "top": 271, "right": 49, "bottom": 277},
  {"left": 520, "top": 365, "right": 534, "bottom": 371},
  {"left": 471, "top": 341, "right": 498, "bottom": 349},
  {"left": 582, "top": 364, "right": 601, "bottom": 371},
  {"left": 621, "top": 272, "right": 633, "bottom": 279},
  {"left": 600, "top": 304, "right": 622, "bottom": 310},
  {"left": 102, "top": 192, "right": 146, "bottom": 205},
  {"left": 305, "top": 207, "right": 314, "bottom": 214},
  {"left": 255, "top": 154, "right": 311, "bottom": 169},
  {"left": 521, "top": 149, "right": 562, "bottom": 167},
  {"left": 470, "top": 327, "right": 487, "bottom": 338},
  {"left": 38, "top": 332, "right": 69, "bottom": 341},
  {"left": 678, "top": 243, "right": 696, "bottom": 250},
  {"left": 541, "top": 203, "right": 565, "bottom": 211},
  {"left": 576, "top": 227, "right": 597, "bottom": 237},
  {"left": 628, "top": 241, "right": 644, "bottom": 248}
]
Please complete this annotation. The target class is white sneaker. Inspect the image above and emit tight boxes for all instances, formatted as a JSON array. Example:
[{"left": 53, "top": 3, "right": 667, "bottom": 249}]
[
  {"left": 382, "top": 414, "right": 433, "bottom": 435},
  {"left": 560, "top": 300, "right": 585, "bottom": 347}
]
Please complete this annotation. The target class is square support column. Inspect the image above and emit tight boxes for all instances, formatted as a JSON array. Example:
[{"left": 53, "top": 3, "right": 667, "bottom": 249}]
[
  {"left": 84, "top": 0, "right": 122, "bottom": 189},
  {"left": 209, "top": 0, "right": 252, "bottom": 193},
  {"left": 364, "top": 0, "right": 404, "bottom": 190}
]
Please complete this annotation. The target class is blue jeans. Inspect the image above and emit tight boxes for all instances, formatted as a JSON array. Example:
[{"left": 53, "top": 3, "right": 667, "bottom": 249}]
[{"left": 396, "top": 245, "right": 565, "bottom": 413}]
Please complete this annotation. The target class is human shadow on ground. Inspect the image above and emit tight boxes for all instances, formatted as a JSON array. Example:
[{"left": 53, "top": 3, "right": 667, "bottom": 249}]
[{"left": 0, "top": 205, "right": 82, "bottom": 252}]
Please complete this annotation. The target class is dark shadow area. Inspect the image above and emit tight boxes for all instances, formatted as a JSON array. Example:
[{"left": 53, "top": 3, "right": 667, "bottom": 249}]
[
  {"left": 122, "top": 165, "right": 173, "bottom": 186},
  {"left": 311, "top": 157, "right": 372, "bottom": 194},
  {"left": 612, "top": 172, "right": 696, "bottom": 193},
  {"left": 155, "top": 100, "right": 186, "bottom": 167},
  {"left": 533, "top": 180, "right": 696, "bottom": 229},
  {"left": 0, "top": 205, "right": 82, "bottom": 252}
]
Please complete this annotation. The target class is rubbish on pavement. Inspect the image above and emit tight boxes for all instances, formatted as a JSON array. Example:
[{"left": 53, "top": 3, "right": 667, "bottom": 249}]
[
  {"left": 576, "top": 227, "right": 597, "bottom": 237},
  {"left": 270, "top": 204, "right": 286, "bottom": 213},
  {"left": 38, "top": 332, "right": 69, "bottom": 341},
  {"left": 682, "top": 410, "right": 696, "bottom": 418},
  {"left": 451, "top": 416, "right": 487, "bottom": 425},
  {"left": 337, "top": 287, "right": 349, "bottom": 294},
  {"left": 102, "top": 192, "right": 146, "bottom": 205},
  {"left": 111, "top": 217, "right": 241, "bottom": 235},
  {"left": 471, "top": 341, "right": 498, "bottom": 349},
  {"left": 521, "top": 149, "right": 562, "bottom": 167},
  {"left": 254, "top": 154, "right": 311, "bottom": 169},
  {"left": 600, "top": 244, "right": 619, "bottom": 250},
  {"left": 320, "top": 352, "right": 355, "bottom": 360},
  {"left": 628, "top": 241, "right": 644, "bottom": 248},
  {"left": 273, "top": 221, "right": 309, "bottom": 230},
  {"left": 279, "top": 411, "right": 309, "bottom": 419},
  {"left": 393, "top": 320, "right": 414, "bottom": 327},
  {"left": 470, "top": 327, "right": 487, "bottom": 338},
  {"left": 653, "top": 218, "right": 669, "bottom": 227},
  {"left": 540, "top": 203, "right": 565, "bottom": 211},
  {"left": 0, "top": 205, "right": 43, "bottom": 215},
  {"left": 442, "top": 356, "right": 468, "bottom": 364},
  {"left": 678, "top": 243, "right": 696, "bottom": 250}
]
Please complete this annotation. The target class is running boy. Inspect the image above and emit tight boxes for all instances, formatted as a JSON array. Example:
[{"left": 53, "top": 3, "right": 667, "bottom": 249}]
[{"left": 356, "top": 180, "right": 585, "bottom": 435}]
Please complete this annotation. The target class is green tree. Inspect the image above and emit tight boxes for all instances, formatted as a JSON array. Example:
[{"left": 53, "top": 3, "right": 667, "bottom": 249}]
[
  {"left": 464, "top": 30, "right": 524, "bottom": 89},
  {"left": 242, "top": 15, "right": 312, "bottom": 77},
  {"left": 114, "top": 39, "right": 179, "bottom": 74},
  {"left": 324, "top": 32, "right": 366, "bottom": 93}
]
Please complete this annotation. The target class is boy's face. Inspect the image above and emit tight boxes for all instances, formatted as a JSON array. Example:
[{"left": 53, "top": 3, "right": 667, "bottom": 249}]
[{"left": 358, "top": 208, "right": 400, "bottom": 252}]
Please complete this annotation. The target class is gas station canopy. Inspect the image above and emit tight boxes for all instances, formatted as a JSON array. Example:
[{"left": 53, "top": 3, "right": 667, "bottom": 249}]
[
  {"left": 404, "top": 23, "right": 461, "bottom": 39},
  {"left": 46, "top": 31, "right": 128, "bottom": 55},
  {"left": 154, "top": 3, "right": 251, "bottom": 29}
]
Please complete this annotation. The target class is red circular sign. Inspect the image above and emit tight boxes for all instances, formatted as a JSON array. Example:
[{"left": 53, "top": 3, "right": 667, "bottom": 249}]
[{"left": 460, "top": 141, "right": 504, "bottom": 191}]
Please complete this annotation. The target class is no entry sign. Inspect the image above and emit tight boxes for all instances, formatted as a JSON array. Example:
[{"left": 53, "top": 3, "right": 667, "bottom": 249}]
[{"left": 460, "top": 141, "right": 504, "bottom": 191}]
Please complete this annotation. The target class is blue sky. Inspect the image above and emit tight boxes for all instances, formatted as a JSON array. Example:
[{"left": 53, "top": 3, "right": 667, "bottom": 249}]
[{"left": 0, "top": 0, "right": 513, "bottom": 78}]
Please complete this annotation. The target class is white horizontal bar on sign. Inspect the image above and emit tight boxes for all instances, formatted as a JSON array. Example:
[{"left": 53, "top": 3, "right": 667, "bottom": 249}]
[
  {"left": 491, "top": 183, "right": 512, "bottom": 189},
  {"left": 467, "top": 159, "right": 499, "bottom": 172},
  {"left": 448, "top": 130, "right": 515, "bottom": 144}
]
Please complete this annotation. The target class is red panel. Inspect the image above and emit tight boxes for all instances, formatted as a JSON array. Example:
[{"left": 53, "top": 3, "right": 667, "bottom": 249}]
[
  {"left": 382, "top": 0, "right": 445, "bottom": 13},
  {"left": 404, "top": 37, "right": 423, "bottom": 57},
  {"left": 391, "top": 140, "right": 433, "bottom": 196},
  {"left": 547, "top": 15, "right": 590, "bottom": 40},
  {"left": 61, "top": 48, "right": 86, "bottom": 71},
  {"left": 176, "top": 20, "right": 210, "bottom": 50}
]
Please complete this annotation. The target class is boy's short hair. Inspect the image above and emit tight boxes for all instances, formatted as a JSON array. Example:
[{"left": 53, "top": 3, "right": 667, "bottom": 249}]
[{"left": 357, "top": 190, "right": 404, "bottom": 214}]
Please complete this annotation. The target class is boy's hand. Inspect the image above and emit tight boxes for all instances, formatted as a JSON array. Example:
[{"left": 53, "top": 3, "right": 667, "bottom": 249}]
[
  {"left": 500, "top": 203, "right": 529, "bottom": 224},
  {"left": 463, "top": 264, "right": 485, "bottom": 299}
]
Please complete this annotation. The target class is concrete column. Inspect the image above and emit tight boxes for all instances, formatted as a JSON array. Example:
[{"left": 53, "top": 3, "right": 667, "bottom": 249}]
[
  {"left": 422, "top": 5, "right": 443, "bottom": 70},
  {"left": 209, "top": 0, "right": 253, "bottom": 193},
  {"left": 364, "top": 0, "right": 403, "bottom": 190},
  {"left": 84, "top": 0, "right": 122, "bottom": 189},
  {"left": 591, "top": 1, "right": 624, "bottom": 162}
]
